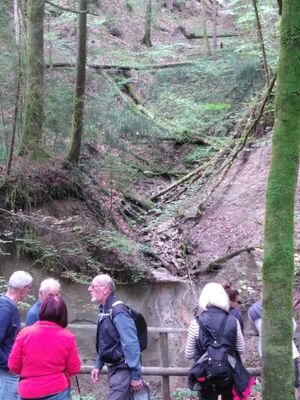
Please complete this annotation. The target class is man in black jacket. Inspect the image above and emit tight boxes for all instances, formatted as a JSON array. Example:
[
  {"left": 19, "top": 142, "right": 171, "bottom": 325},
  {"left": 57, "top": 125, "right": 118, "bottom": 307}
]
[{"left": 89, "top": 274, "right": 144, "bottom": 400}]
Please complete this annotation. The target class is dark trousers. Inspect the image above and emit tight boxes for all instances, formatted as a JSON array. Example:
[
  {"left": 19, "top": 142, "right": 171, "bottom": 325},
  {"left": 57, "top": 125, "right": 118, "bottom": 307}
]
[
  {"left": 107, "top": 365, "right": 132, "bottom": 400},
  {"left": 198, "top": 383, "right": 233, "bottom": 400}
]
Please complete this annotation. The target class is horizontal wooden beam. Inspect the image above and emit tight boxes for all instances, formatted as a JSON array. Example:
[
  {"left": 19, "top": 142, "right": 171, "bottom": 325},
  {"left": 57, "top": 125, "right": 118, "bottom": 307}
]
[{"left": 79, "top": 365, "right": 262, "bottom": 376}]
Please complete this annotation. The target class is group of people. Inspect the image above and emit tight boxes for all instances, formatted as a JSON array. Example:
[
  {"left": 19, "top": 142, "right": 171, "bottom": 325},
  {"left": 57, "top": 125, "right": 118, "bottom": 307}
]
[
  {"left": 1, "top": 272, "right": 299, "bottom": 400},
  {"left": 0, "top": 271, "right": 144, "bottom": 400}
]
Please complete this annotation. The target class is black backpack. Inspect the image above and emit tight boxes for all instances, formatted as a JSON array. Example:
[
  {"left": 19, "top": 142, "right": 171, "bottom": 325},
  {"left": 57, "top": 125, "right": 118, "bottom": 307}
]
[
  {"left": 111, "top": 301, "right": 148, "bottom": 352},
  {"left": 189, "top": 315, "right": 233, "bottom": 389}
]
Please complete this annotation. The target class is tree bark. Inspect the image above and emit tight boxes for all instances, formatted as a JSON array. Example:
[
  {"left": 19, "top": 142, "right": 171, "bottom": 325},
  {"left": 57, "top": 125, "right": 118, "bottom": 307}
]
[
  {"left": 18, "top": 0, "right": 44, "bottom": 156},
  {"left": 262, "top": 1, "right": 300, "bottom": 399},
  {"left": 141, "top": 0, "right": 152, "bottom": 47},
  {"left": 66, "top": 0, "right": 87, "bottom": 164}
]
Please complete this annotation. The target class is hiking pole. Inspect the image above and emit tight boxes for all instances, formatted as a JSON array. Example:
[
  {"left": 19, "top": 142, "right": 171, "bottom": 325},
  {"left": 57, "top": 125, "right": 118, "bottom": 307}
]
[{"left": 75, "top": 376, "right": 83, "bottom": 400}]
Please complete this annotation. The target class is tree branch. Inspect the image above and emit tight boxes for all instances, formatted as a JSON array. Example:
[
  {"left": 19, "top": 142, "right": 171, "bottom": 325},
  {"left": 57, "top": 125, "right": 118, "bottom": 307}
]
[{"left": 45, "top": 0, "right": 97, "bottom": 16}]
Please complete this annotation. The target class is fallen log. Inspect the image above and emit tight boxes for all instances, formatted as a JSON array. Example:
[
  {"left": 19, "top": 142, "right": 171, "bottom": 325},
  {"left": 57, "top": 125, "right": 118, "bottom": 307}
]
[{"left": 46, "top": 61, "right": 197, "bottom": 71}]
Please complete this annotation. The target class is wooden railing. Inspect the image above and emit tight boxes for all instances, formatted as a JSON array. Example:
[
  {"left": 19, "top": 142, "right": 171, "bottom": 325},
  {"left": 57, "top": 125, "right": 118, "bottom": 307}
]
[{"left": 69, "top": 324, "right": 261, "bottom": 400}]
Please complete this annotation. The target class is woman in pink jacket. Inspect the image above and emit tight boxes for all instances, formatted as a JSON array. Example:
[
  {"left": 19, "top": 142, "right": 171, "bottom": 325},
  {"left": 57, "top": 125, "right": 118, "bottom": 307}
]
[{"left": 8, "top": 296, "right": 81, "bottom": 400}]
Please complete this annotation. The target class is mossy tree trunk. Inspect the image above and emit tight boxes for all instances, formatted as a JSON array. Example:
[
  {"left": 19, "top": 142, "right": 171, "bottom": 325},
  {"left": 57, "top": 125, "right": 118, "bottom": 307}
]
[
  {"left": 141, "top": 0, "right": 152, "bottom": 47},
  {"left": 18, "top": 0, "right": 44, "bottom": 156},
  {"left": 66, "top": 0, "right": 87, "bottom": 165},
  {"left": 262, "top": 1, "right": 300, "bottom": 399}
]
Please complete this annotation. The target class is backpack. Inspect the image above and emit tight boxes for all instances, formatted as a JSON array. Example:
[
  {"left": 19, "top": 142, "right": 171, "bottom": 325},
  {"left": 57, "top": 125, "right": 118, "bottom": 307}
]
[
  {"left": 188, "top": 315, "right": 234, "bottom": 389},
  {"left": 111, "top": 301, "right": 148, "bottom": 352}
]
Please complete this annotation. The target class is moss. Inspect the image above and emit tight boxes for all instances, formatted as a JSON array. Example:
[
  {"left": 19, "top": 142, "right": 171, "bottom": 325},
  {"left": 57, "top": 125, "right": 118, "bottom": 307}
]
[{"left": 262, "top": 1, "right": 300, "bottom": 398}]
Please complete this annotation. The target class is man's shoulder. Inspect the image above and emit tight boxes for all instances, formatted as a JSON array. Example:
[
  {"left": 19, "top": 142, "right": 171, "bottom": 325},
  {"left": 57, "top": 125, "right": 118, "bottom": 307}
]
[
  {"left": 0, "top": 295, "right": 16, "bottom": 311},
  {"left": 25, "top": 301, "right": 40, "bottom": 325},
  {"left": 111, "top": 301, "right": 131, "bottom": 318}
]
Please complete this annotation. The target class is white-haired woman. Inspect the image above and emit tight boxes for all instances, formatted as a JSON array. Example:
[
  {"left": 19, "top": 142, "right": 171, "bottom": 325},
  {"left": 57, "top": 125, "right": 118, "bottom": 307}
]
[{"left": 185, "top": 283, "right": 253, "bottom": 400}]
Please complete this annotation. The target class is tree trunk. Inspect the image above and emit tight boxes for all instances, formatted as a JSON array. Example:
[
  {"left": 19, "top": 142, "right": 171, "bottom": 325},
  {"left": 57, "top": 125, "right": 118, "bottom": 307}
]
[
  {"left": 66, "top": 0, "right": 87, "bottom": 164},
  {"left": 251, "top": 0, "right": 269, "bottom": 84},
  {"left": 201, "top": 0, "right": 212, "bottom": 56},
  {"left": 262, "top": 1, "right": 300, "bottom": 399},
  {"left": 212, "top": 0, "right": 217, "bottom": 59},
  {"left": 18, "top": 0, "right": 44, "bottom": 156},
  {"left": 141, "top": 0, "right": 152, "bottom": 47}
]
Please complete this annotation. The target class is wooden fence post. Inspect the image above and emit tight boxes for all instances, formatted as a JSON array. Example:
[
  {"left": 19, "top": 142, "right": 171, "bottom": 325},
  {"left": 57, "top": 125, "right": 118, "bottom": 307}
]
[{"left": 160, "top": 332, "right": 171, "bottom": 400}]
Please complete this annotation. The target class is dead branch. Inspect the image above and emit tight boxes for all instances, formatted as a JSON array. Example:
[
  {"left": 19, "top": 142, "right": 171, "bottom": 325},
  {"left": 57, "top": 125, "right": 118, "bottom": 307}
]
[
  {"left": 177, "top": 26, "right": 238, "bottom": 40},
  {"left": 191, "top": 246, "right": 256, "bottom": 275}
]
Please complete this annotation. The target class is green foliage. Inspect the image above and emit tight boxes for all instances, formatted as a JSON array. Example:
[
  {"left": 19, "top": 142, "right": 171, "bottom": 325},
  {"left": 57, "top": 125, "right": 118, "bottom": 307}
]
[
  {"left": 171, "top": 388, "right": 198, "bottom": 400},
  {"left": 87, "top": 229, "right": 150, "bottom": 256},
  {"left": 184, "top": 145, "right": 216, "bottom": 164},
  {"left": 44, "top": 74, "right": 73, "bottom": 151}
]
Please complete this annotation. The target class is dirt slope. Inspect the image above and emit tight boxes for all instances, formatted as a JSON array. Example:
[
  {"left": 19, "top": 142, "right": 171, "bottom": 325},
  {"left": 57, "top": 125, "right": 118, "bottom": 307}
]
[{"left": 183, "top": 139, "right": 271, "bottom": 268}]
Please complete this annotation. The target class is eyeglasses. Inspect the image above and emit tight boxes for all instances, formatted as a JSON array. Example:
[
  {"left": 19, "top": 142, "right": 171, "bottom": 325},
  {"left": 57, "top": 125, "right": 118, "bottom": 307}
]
[{"left": 89, "top": 284, "right": 107, "bottom": 290}]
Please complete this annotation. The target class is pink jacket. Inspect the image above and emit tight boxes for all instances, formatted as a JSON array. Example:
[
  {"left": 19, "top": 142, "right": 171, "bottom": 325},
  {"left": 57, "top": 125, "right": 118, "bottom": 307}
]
[{"left": 8, "top": 320, "right": 81, "bottom": 399}]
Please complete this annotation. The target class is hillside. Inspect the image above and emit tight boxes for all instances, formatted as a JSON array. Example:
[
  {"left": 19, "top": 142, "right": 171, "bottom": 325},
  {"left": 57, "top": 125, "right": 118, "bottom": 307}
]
[{"left": 0, "top": 0, "right": 282, "bottom": 293}]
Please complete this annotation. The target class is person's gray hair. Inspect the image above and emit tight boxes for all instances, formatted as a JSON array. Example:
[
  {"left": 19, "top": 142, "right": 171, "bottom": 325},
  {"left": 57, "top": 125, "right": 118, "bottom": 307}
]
[
  {"left": 94, "top": 274, "right": 115, "bottom": 293},
  {"left": 8, "top": 271, "right": 33, "bottom": 289},
  {"left": 198, "top": 282, "right": 229, "bottom": 312},
  {"left": 40, "top": 278, "right": 61, "bottom": 293}
]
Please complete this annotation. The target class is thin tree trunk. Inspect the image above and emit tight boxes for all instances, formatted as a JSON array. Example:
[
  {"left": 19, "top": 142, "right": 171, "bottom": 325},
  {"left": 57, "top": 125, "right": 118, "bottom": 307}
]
[
  {"left": 262, "top": 1, "right": 300, "bottom": 399},
  {"left": 212, "top": 0, "right": 217, "bottom": 59},
  {"left": 6, "top": 75, "right": 20, "bottom": 177},
  {"left": 18, "top": 0, "right": 44, "bottom": 156},
  {"left": 141, "top": 0, "right": 152, "bottom": 47},
  {"left": 66, "top": 0, "right": 87, "bottom": 164},
  {"left": 201, "top": 0, "right": 212, "bottom": 56},
  {"left": 251, "top": 0, "right": 270, "bottom": 84}
]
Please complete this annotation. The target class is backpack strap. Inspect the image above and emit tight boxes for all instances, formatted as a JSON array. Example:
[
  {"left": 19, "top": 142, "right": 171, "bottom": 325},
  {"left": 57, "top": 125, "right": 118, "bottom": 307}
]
[
  {"left": 198, "top": 314, "right": 228, "bottom": 346},
  {"left": 216, "top": 315, "right": 228, "bottom": 344},
  {"left": 110, "top": 300, "right": 131, "bottom": 320}
]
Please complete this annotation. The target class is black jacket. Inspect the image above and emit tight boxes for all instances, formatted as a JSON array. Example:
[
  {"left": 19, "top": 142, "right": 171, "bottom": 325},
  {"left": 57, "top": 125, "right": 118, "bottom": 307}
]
[
  {"left": 195, "top": 306, "right": 237, "bottom": 360},
  {"left": 96, "top": 293, "right": 131, "bottom": 364}
]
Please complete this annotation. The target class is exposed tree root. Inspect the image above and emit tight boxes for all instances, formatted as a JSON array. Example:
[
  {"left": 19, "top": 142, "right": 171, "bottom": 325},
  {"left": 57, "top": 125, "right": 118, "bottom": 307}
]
[{"left": 191, "top": 246, "right": 256, "bottom": 275}]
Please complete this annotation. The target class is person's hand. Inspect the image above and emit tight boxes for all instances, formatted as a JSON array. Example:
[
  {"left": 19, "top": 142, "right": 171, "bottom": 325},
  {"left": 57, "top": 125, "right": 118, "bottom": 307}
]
[
  {"left": 131, "top": 379, "right": 144, "bottom": 391},
  {"left": 91, "top": 368, "right": 100, "bottom": 383}
]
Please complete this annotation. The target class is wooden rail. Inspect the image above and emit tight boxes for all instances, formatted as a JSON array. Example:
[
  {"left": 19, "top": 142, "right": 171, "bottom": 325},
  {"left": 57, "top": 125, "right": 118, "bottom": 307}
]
[{"left": 68, "top": 324, "right": 262, "bottom": 400}]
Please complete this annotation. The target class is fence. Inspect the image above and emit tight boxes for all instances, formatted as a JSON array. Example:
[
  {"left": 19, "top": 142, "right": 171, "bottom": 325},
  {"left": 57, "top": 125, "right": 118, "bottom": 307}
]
[{"left": 69, "top": 324, "right": 261, "bottom": 400}]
